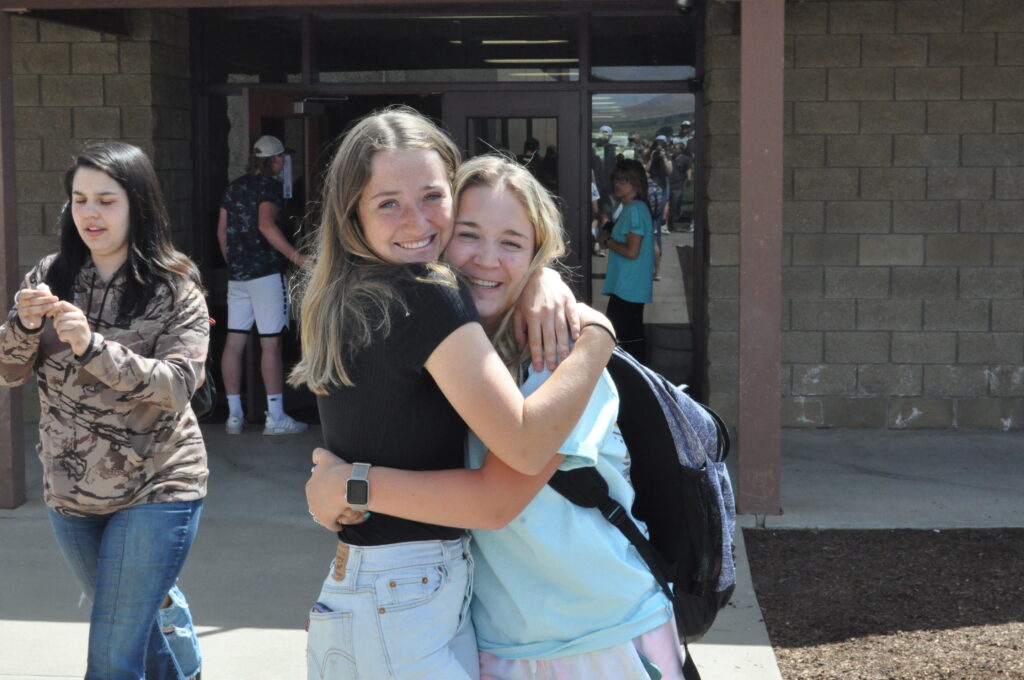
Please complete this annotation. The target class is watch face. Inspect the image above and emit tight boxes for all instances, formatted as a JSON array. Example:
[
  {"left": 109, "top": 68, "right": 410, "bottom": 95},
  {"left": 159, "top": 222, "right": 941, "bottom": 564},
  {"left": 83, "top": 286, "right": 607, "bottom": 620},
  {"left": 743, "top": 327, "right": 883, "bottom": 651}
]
[{"left": 346, "top": 479, "right": 369, "bottom": 506}]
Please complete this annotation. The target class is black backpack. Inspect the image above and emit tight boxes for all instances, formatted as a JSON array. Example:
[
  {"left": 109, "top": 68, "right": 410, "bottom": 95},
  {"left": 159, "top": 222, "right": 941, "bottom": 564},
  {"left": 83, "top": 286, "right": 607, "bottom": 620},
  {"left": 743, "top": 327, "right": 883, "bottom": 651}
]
[
  {"left": 189, "top": 317, "right": 217, "bottom": 422},
  {"left": 548, "top": 348, "right": 736, "bottom": 680}
]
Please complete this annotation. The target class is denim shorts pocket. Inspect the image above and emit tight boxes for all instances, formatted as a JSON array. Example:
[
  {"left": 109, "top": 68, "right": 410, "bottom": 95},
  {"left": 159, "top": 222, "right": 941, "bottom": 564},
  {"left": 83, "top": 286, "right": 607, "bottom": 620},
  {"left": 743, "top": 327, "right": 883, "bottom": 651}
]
[
  {"left": 307, "top": 609, "right": 355, "bottom": 680},
  {"left": 374, "top": 562, "right": 469, "bottom": 678},
  {"left": 373, "top": 564, "right": 446, "bottom": 612}
]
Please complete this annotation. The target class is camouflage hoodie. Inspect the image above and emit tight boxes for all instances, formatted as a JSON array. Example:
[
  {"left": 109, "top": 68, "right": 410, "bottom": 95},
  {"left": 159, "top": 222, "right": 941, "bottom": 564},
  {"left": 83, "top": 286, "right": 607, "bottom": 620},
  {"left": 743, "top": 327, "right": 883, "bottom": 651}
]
[{"left": 0, "top": 254, "right": 209, "bottom": 517}]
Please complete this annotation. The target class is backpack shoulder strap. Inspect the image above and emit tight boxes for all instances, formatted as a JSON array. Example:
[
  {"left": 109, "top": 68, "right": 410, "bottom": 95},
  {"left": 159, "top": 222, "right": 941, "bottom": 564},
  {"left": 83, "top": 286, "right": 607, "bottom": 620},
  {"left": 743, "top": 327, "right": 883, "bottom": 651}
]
[
  {"left": 548, "top": 467, "right": 704, "bottom": 680},
  {"left": 547, "top": 468, "right": 673, "bottom": 603},
  {"left": 700, "top": 403, "right": 730, "bottom": 463}
]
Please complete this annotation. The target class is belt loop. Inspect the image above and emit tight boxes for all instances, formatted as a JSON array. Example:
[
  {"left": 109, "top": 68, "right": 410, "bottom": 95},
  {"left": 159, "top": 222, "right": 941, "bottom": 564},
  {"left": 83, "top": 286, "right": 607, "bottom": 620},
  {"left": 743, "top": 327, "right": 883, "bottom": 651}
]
[
  {"left": 452, "top": 534, "right": 469, "bottom": 562},
  {"left": 346, "top": 543, "right": 363, "bottom": 581}
]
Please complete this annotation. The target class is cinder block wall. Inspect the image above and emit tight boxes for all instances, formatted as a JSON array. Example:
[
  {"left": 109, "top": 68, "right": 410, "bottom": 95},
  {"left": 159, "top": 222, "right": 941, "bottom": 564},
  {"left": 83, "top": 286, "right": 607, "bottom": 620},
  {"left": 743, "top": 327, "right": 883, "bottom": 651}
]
[
  {"left": 11, "top": 10, "right": 192, "bottom": 420},
  {"left": 705, "top": 0, "right": 1024, "bottom": 430}
]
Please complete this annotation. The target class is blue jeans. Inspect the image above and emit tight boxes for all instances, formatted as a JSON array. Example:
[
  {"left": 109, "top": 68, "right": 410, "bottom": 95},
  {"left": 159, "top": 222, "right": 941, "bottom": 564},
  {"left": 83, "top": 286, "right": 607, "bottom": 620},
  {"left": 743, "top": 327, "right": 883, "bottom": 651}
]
[
  {"left": 48, "top": 500, "right": 203, "bottom": 680},
  {"left": 307, "top": 536, "right": 478, "bottom": 680},
  {"left": 159, "top": 583, "right": 203, "bottom": 677}
]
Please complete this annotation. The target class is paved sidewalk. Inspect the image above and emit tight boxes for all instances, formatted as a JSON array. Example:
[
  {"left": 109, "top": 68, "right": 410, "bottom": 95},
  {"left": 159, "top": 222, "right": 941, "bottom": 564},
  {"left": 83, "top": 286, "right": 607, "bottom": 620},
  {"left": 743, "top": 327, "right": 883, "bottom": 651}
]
[{"left": 3, "top": 425, "right": 1021, "bottom": 679}]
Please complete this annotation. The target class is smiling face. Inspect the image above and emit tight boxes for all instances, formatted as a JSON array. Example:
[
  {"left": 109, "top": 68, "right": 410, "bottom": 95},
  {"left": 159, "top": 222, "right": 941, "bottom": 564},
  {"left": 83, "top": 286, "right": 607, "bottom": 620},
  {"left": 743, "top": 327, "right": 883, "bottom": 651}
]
[
  {"left": 446, "top": 184, "right": 536, "bottom": 334},
  {"left": 356, "top": 148, "right": 454, "bottom": 265},
  {"left": 70, "top": 166, "right": 131, "bottom": 275}
]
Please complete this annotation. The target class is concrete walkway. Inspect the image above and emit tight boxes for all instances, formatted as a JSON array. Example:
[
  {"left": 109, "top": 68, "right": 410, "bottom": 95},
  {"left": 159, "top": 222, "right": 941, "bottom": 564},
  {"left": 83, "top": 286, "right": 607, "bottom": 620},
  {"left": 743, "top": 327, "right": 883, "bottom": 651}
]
[{"left": 2, "top": 425, "right": 1021, "bottom": 679}]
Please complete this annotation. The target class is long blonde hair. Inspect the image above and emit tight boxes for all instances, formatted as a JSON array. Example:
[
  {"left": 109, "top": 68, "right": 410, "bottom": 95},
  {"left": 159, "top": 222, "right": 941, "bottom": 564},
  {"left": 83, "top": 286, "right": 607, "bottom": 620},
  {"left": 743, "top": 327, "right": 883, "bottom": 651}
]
[
  {"left": 451, "top": 155, "right": 567, "bottom": 379},
  {"left": 289, "top": 107, "right": 460, "bottom": 393}
]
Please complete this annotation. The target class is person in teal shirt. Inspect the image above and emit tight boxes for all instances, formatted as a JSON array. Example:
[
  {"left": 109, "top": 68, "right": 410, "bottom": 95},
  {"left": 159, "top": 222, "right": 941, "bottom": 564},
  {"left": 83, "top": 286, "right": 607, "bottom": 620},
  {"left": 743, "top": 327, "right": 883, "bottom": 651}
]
[{"left": 599, "top": 159, "right": 655, "bottom": 363}]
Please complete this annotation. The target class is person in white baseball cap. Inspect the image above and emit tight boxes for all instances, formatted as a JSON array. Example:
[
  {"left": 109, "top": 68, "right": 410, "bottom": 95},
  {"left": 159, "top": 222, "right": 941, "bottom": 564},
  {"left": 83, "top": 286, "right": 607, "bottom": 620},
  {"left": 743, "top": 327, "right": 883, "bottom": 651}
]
[
  {"left": 253, "top": 135, "right": 290, "bottom": 158},
  {"left": 217, "top": 134, "right": 308, "bottom": 436}
]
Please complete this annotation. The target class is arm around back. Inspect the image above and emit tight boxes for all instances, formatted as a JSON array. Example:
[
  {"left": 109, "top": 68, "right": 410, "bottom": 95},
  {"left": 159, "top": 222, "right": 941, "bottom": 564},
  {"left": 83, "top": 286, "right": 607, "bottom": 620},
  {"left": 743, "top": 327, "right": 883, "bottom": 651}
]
[
  {"left": 425, "top": 320, "right": 615, "bottom": 476},
  {"left": 311, "top": 449, "right": 565, "bottom": 532}
]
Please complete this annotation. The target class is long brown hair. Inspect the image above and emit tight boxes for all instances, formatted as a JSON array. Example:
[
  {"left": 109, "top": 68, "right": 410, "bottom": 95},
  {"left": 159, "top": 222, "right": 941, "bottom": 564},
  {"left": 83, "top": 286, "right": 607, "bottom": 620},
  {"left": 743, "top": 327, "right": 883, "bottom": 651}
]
[{"left": 289, "top": 107, "right": 461, "bottom": 393}]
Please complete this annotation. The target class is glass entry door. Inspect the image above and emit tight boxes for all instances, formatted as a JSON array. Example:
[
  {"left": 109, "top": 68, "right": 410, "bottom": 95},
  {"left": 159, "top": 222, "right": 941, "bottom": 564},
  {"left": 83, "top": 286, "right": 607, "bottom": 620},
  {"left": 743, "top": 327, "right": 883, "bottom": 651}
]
[{"left": 443, "top": 92, "right": 583, "bottom": 274}]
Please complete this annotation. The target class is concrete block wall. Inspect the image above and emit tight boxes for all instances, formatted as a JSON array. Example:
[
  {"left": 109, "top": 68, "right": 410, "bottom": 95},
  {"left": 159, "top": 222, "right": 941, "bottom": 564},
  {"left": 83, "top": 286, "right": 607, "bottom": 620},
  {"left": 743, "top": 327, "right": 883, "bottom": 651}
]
[
  {"left": 705, "top": 0, "right": 1024, "bottom": 430},
  {"left": 11, "top": 10, "right": 192, "bottom": 419},
  {"left": 12, "top": 9, "right": 192, "bottom": 270}
]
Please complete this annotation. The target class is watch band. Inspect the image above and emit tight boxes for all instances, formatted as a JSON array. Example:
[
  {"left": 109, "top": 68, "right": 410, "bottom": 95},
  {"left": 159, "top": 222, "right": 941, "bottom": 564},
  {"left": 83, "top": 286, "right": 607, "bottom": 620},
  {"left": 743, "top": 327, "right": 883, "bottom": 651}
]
[{"left": 350, "top": 462, "right": 370, "bottom": 482}]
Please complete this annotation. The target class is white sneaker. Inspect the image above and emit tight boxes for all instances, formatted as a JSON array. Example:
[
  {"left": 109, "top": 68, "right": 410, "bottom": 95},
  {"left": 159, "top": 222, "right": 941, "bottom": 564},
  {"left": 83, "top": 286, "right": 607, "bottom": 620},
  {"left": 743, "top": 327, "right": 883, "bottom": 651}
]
[
  {"left": 225, "top": 415, "right": 244, "bottom": 435},
  {"left": 263, "top": 412, "right": 308, "bottom": 436}
]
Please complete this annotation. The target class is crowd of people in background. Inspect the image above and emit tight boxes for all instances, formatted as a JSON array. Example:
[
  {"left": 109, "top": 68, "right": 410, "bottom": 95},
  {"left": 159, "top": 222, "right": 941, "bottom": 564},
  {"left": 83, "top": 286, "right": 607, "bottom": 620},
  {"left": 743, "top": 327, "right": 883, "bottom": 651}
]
[{"left": 591, "top": 120, "right": 694, "bottom": 252}]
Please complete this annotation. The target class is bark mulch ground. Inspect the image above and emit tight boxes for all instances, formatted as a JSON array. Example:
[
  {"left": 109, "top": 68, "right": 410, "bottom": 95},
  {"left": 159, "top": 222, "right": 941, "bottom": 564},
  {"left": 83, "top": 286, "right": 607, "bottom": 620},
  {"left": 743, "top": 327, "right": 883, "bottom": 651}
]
[{"left": 744, "top": 528, "right": 1024, "bottom": 680}]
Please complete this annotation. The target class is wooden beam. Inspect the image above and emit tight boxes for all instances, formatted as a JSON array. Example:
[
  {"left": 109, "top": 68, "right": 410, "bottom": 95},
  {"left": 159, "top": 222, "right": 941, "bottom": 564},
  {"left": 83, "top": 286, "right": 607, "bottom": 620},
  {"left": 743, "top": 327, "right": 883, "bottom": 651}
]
[
  {"left": 0, "top": 11, "right": 26, "bottom": 510},
  {"left": 737, "top": 0, "right": 783, "bottom": 515},
  {"left": 4, "top": 0, "right": 665, "bottom": 10},
  {"left": 24, "top": 9, "right": 130, "bottom": 35}
]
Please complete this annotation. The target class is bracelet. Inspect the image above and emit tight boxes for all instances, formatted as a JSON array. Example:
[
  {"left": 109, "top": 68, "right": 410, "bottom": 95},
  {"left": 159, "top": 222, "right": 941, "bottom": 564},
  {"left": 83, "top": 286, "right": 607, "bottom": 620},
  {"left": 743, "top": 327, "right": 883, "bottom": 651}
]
[{"left": 582, "top": 322, "right": 617, "bottom": 344}]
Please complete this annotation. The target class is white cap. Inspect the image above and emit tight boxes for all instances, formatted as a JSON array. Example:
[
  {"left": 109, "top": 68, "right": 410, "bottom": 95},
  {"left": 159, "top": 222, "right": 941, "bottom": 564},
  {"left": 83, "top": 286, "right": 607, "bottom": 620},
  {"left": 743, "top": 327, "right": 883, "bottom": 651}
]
[
  {"left": 680, "top": 120, "right": 692, "bottom": 127},
  {"left": 655, "top": 134, "right": 668, "bottom": 142},
  {"left": 253, "top": 135, "right": 286, "bottom": 158},
  {"left": 599, "top": 125, "right": 613, "bottom": 135}
]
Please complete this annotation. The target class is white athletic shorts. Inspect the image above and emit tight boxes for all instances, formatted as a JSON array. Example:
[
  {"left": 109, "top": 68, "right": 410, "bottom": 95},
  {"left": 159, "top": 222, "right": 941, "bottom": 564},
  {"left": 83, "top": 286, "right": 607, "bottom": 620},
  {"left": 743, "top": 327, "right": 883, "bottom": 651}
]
[{"left": 227, "top": 272, "right": 290, "bottom": 336}]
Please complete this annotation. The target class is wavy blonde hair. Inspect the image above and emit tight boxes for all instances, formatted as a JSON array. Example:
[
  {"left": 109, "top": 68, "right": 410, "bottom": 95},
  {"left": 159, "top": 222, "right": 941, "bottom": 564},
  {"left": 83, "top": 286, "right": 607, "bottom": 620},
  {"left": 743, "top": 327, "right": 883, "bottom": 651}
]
[
  {"left": 451, "top": 155, "right": 567, "bottom": 380},
  {"left": 289, "top": 107, "right": 460, "bottom": 393}
]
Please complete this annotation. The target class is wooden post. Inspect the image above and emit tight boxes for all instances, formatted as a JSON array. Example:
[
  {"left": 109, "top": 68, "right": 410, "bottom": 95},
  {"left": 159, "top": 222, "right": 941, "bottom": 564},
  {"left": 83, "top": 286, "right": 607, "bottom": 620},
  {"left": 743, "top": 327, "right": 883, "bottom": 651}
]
[
  {"left": 738, "top": 0, "right": 784, "bottom": 515},
  {"left": 0, "top": 10, "right": 26, "bottom": 509}
]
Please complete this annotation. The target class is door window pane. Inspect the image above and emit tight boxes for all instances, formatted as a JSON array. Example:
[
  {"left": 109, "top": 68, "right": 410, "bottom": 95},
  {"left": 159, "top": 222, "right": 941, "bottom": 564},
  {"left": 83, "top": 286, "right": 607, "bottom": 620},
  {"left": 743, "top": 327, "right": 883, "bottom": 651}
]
[
  {"left": 467, "top": 117, "right": 558, "bottom": 193},
  {"left": 589, "top": 93, "right": 696, "bottom": 383}
]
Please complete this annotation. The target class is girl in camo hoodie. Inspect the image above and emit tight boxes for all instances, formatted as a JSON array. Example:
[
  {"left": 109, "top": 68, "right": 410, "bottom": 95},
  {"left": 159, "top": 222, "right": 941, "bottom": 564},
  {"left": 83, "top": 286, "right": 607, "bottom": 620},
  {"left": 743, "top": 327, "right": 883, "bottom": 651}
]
[{"left": 0, "top": 142, "right": 208, "bottom": 680}]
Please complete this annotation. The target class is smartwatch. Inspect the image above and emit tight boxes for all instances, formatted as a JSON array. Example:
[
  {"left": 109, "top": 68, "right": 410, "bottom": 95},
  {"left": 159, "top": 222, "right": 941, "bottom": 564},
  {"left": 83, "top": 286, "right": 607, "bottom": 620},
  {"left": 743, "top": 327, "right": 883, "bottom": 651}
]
[{"left": 346, "top": 462, "right": 371, "bottom": 512}]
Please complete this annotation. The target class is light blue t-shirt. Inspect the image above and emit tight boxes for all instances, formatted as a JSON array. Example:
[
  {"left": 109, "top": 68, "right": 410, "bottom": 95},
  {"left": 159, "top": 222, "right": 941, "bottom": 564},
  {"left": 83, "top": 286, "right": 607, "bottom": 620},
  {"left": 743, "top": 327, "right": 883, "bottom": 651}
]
[
  {"left": 602, "top": 201, "right": 654, "bottom": 304},
  {"left": 466, "top": 368, "right": 673, "bottom": 660}
]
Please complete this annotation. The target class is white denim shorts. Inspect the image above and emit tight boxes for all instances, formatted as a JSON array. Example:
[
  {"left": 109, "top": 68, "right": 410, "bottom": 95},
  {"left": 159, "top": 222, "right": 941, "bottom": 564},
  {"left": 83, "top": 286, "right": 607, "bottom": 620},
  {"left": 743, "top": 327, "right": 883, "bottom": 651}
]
[{"left": 307, "top": 536, "right": 478, "bottom": 680}]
